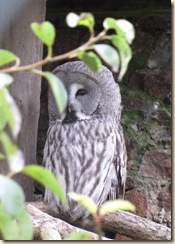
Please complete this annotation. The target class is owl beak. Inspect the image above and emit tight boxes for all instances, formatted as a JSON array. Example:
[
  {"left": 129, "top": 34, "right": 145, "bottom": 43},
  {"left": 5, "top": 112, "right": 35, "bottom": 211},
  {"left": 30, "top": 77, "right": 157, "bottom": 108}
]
[
  {"left": 62, "top": 106, "right": 78, "bottom": 124},
  {"left": 67, "top": 106, "right": 72, "bottom": 114}
]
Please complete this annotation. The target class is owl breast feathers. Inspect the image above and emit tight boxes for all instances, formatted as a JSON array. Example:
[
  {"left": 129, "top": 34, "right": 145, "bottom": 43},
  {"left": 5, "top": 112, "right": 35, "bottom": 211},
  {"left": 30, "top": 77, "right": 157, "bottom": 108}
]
[{"left": 43, "top": 61, "right": 127, "bottom": 221}]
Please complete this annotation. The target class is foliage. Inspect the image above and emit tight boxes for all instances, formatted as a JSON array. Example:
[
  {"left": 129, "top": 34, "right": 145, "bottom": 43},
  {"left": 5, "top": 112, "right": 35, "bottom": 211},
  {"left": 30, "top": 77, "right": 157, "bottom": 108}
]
[
  {"left": 0, "top": 12, "right": 135, "bottom": 240},
  {"left": 64, "top": 231, "right": 91, "bottom": 240},
  {"left": 70, "top": 192, "right": 135, "bottom": 240}
]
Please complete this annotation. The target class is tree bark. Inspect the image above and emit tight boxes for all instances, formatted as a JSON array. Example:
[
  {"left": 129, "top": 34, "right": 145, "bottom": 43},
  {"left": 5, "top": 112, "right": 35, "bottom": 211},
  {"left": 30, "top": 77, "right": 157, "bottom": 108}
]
[
  {"left": 102, "top": 210, "right": 171, "bottom": 241},
  {"left": 24, "top": 202, "right": 110, "bottom": 240},
  {"left": 25, "top": 201, "right": 171, "bottom": 241}
]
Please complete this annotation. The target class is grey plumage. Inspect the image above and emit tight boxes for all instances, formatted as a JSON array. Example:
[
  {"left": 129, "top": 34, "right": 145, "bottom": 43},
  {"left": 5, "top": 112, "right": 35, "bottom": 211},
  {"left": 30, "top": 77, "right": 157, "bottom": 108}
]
[{"left": 43, "top": 61, "right": 127, "bottom": 221}]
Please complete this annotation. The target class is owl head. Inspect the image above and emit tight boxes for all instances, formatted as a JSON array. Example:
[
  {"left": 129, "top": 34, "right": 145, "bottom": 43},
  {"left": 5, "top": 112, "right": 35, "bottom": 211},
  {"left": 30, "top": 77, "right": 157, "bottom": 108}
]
[{"left": 48, "top": 61, "right": 121, "bottom": 124}]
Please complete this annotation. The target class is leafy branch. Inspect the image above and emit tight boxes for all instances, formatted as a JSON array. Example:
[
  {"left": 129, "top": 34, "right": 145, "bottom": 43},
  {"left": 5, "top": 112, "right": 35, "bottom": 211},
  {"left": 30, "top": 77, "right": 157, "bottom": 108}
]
[
  {"left": 69, "top": 192, "right": 135, "bottom": 240},
  {"left": 0, "top": 13, "right": 135, "bottom": 79}
]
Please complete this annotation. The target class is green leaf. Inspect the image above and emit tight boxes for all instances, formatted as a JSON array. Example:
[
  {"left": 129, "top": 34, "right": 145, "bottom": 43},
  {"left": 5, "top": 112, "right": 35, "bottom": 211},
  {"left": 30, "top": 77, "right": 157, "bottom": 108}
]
[
  {"left": 31, "top": 21, "right": 55, "bottom": 46},
  {"left": 0, "top": 97, "right": 8, "bottom": 131},
  {"left": 0, "top": 83, "right": 18, "bottom": 135},
  {"left": 0, "top": 132, "right": 17, "bottom": 155},
  {"left": 103, "top": 18, "right": 126, "bottom": 38},
  {"left": 103, "top": 18, "right": 135, "bottom": 44},
  {"left": 66, "top": 12, "right": 80, "bottom": 27},
  {"left": 0, "top": 88, "right": 22, "bottom": 138},
  {"left": 0, "top": 132, "right": 25, "bottom": 172},
  {"left": 0, "top": 153, "right": 5, "bottom": 160},
  {"left": 78, "top": 13, "right": 95, "bottom": 31},
  {"left": 77, "top": 51, "right": 102, "bottom": 73},
  {"left": 0, "top": 175, "right": 25, "bottom": 217},
  {"left": 64, "top": 232, "right": 91, "bottom": 240},
  {"left": 0, "top": 89, "right": 13, "bottom": 133},
  {"left": 66, "top": 12, "right": 95, "bottom": 31},
  {"left": 0, "top": 208, "right": 33, "bottom": 240},
  {"left": 111, "top": 35, "right": 132, "bottom": 81},
  {"left": 0, "top": 210, "right": 19, "bottom": 240},
  {"left": 43, "top": 72, "right": 68, "bottom": 114},
  {"left": 0, "top": 73, "right": 13, "bottom": 89},
  {"left": 115, "top": 19, "right": 135, "bottom": 44},
  {"left": 103, "top": 17, "right": 116, "bottom": 30},
  {"left": 16, "top": 209, "right": 33, "bottom": 240},
  {"left": 0, "top": 49, "right": 17, "bottom": 67},
  {"left": 99, "top": 200, "right": 135, "bottom": 216},
  {"left": 94, "top": 44, "right": 120, "bottom": 72},
  {"left": 21, "top": 165, "right": 67, "bottom": 204},
  {"left": 69, "top": 193, "right": 98, "bottom": 215}
]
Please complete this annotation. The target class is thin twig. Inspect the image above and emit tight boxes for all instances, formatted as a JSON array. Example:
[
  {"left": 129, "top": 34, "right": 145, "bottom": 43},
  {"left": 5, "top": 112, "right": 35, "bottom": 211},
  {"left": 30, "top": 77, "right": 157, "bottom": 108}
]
[{"left": 0, "top": 30, "right": 107, "bottom": 74}]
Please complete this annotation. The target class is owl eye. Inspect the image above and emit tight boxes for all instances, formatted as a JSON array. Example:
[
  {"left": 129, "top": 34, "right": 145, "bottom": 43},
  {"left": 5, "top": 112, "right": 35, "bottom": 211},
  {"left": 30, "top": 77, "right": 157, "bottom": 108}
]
[{"left": 76, "top": 89, "right": 87, "bottom": 96}]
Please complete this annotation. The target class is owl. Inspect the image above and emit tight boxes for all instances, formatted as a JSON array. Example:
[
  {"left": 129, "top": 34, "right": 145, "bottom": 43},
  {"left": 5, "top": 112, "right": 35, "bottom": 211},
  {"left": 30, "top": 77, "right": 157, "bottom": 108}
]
[{"left": 43, "top": 61, "right": 127, "bottom": 222}]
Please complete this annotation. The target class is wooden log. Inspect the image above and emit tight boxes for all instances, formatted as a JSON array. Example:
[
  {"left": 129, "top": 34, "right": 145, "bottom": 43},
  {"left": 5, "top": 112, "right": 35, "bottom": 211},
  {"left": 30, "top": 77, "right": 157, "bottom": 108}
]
[
  {"left": 24, "top": 202, "right": 110, "bottom": 240},
  {"left": 102, "top": 211, "right": 171, "bottom": 241},
  {"left": 25, "top": 201, "right": 171, "bottom": 241}
]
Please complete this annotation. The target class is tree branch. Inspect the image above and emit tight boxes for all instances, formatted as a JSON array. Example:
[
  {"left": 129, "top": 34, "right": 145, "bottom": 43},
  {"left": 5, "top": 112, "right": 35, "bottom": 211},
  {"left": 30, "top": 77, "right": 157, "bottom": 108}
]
[
  {"left": 102, "top": 210, "right": 171, "bottom": 241},
  {"left": 0, "top": 30, "right": 107, "bottom": 74},
  {"left": 24, "top": 202, "right": 110, "bottom": 240},
  {"left": 25, "top": 201, "right": 171, "bottom": 241}
]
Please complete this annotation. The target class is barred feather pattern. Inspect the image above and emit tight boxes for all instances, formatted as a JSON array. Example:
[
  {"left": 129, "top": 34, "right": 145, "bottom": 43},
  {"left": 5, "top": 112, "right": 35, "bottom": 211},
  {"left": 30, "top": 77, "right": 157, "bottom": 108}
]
[
  {"left": 43, "top": 61, "right": 127, "bottom": 222},
  {"left": 43, "top": 115, "right": 127, "bottom": 221}
]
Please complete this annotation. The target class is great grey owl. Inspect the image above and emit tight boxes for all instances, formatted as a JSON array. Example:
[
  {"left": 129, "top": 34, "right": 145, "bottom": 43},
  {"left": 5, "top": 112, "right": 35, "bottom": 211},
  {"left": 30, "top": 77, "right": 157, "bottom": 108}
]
[{"left": 43, "top": 61, "right": 127, "bottom": 221}]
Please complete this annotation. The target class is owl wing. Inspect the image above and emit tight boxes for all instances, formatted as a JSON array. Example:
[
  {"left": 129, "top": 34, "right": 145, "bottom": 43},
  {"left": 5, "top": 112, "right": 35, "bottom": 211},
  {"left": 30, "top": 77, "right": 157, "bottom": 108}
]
[{"left": 109, "top": 124, "right": 127, "bottom": 200}]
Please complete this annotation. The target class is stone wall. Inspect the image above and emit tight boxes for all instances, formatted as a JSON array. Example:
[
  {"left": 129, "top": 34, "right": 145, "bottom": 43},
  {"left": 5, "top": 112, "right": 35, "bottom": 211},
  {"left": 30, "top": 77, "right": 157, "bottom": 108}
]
[
  {"left": 121, "top": 16, "right": 171, "bottom": 229},
  {"left": 36, "top": 15, "right": 171, "bottom": 236}
]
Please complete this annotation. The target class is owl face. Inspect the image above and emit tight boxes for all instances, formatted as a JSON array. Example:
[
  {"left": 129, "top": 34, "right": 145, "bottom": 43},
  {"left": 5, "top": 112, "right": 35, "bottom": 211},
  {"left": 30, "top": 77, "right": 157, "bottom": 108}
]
[
  {"left": 61, "top": 72, "right": 102, "bottom": 123},
  {"left": 49, "top": 61, "right": 122, "bottom": 124}
]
